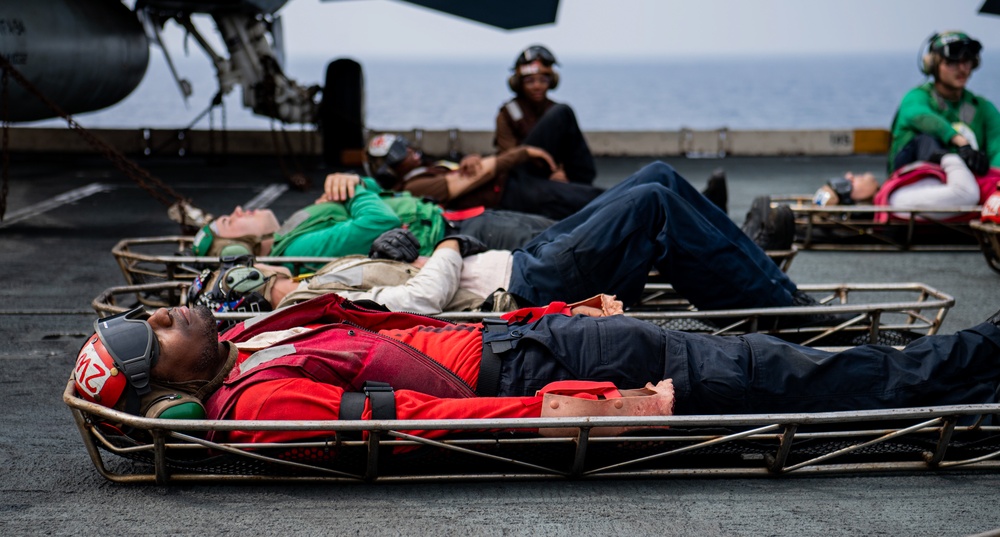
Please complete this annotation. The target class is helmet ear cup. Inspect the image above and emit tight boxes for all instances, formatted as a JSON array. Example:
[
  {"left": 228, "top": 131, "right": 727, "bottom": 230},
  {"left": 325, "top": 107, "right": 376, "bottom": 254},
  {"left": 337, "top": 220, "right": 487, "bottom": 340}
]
[
  {"left": 221, "top": 266, "right": 266, "bottom": 295},
  {"left": 920, "top": 32, "right": 940, "bottom": 76},
  {"left": 549, "top": 70, "right": 559, "bottom": 90},
  {"left": 921, "top": 52, "right": 937, "bottom": 76},
  {"left": 219, "top": 243, "right": 252, "bottom": 257}
]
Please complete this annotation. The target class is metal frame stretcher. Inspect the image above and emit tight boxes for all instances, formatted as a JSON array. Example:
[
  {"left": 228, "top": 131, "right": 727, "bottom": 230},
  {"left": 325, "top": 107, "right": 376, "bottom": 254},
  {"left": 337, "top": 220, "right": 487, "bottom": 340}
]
[
  {"left": 101, "top": 237, "right": 955, "bottom": 348},
  {"left": 771, "top": 195, "right": 982, "bottom": 251},
  {"left": 63, "top": 379, "right": 1000, "bottom": 485},
  {"left": 92, "top": 280, "right": 955, "bottom": 349}
]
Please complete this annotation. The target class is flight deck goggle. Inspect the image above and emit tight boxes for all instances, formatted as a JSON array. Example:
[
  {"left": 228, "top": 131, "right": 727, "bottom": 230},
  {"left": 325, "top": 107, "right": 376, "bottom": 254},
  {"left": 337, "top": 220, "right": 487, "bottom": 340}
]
[
  {"left": 516, "top": 45, "right": 557, "bottom": 67},
  {"left": 934, "top": 36, "right": 982, "bottom": 62},
  {"left": 95, "top": 306, "right": 159, "bottom": 413}
]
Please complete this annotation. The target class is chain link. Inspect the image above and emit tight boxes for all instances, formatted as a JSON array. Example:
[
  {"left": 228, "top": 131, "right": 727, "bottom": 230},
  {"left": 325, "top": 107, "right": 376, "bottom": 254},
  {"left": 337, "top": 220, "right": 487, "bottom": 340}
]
[{"left": 0, "top": 54, "right": 194, "bottom": 212}]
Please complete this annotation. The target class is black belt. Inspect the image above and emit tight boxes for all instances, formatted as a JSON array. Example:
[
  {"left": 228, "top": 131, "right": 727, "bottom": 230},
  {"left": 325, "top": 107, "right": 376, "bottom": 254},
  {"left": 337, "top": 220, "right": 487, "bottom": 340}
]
[
  {"left": 339, "top": 381, "right": 396, "bottom": 422},
  {"left": 478, "top": 318, "right": 513, "bottom": 397}
]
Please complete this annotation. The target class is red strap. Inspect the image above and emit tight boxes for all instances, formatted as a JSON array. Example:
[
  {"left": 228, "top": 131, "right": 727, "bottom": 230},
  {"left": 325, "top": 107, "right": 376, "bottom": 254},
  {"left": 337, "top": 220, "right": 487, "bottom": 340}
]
[
  {"left": 502, "top": 302, "right": 570, "bottom": 322},
  {"left": 536, "top": 380, "right": 622, "bottom": 399},
  {"left": 443, "top": 206, "right": 486, "bottom": 221}
]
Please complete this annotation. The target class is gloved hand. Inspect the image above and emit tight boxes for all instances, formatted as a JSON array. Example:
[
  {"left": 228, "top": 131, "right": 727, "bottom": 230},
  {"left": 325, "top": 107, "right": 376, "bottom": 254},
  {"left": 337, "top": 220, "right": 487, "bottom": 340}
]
[
  {"left": 436, "top": 234, "right": 487, "bottom": 257},
  {"left": 958, "top": 145, "right": 990, "bottom": 176},
  {"left": 369, "top": 228, "right": 420, "bottom": 262}
]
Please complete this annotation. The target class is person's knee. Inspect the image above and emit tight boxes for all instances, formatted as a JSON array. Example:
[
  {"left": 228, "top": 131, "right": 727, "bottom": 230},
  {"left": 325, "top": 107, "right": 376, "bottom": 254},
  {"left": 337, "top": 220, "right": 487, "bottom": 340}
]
[
  {"left": 621, "top": 183, "right": 675, "bottom": 213},
  {"left": 545, "top": 103, "right": 576, "bottom": 122},
  {"left": 634, "top": 161, "right": 684, "bottom": 188}
]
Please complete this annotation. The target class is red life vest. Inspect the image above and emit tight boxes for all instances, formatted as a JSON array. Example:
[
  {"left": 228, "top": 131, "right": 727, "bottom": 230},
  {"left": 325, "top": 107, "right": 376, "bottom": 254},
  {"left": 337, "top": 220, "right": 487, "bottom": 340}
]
[
  {"left": 204, "top": 294, "right": 477, "bottom": 440},
  {"left": 873, "top": 162, "right": 1000, "bottom": 223}
]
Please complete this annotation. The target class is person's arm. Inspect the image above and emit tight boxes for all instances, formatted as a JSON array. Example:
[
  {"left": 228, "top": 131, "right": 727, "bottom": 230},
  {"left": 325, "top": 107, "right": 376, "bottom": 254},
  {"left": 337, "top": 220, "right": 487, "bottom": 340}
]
[
  {"left": 441, "top": 156, "right": 498, "bottom": 200},
  {"left": 280, "top": 178, "right": 403, "bottom": 257},
  {"left": 896, "top": 89, "right": 960, "bottom": 146},
  {"left": 493, "top": 146, "right": 556, "bottom": 179},
  {"left": 364, "top": 242, "right": 464, "bottom": 314},
  {"left": 227, "top": 377, "right": 542, "bottom": 443}
]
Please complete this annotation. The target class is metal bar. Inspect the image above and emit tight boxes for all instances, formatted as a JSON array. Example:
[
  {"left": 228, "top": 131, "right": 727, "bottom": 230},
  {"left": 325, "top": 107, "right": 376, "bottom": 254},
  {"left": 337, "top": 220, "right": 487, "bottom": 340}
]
[
  {"left": 779, "top": 418, "right": 944, "bottom": 473},
  {"left": 153, "top": 431, "right": 169, "bottom": 485},
  {"left": 583, "top": 424, "right": 782, "bottom": 475},
  {"left": 570, "top": 429, "right": 591, "bottom": 477},
  {"left": 767, "top": 424, "right": 799, "bottom": 473},
  {"left": 365, "top": 431, "right": 381, "bottom": 481},
  {"left": 925, "top": 417, "right": 957, "bottom": 466},
  {"left": 388, "top": 431, "right": 571, "bottom": 477},
  {"left": 169, "top": 431, "right": 364, "bottom": 479}
]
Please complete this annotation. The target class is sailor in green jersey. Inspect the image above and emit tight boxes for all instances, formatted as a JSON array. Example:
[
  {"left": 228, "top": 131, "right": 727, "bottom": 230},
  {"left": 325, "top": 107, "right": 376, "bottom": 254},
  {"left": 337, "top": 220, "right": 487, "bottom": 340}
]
[
  {"left": 191, "top": 173, "right": 552, "bottom": 274},
  {"left": 889, "top": 31, "right": 1000, "bottom": 175}
]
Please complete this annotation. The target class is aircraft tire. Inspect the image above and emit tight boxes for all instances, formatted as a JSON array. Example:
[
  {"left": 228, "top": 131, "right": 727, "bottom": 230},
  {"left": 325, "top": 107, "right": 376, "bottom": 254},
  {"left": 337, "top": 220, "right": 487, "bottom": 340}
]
[{"left": 320, "top": 58, "right": 365, "bottom": 167}]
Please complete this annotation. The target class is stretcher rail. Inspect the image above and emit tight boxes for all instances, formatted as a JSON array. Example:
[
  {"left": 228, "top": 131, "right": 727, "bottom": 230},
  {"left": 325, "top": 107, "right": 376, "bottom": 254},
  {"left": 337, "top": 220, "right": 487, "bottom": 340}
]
[
  {"left": 771, "top": 195, "right": 981, "bottom": 251},
  {"left": 63, "top": 379, "right": 1000, "bottom": 485},
  {"left": 92, "top": 281, "right": 955, "bottom": 348}
]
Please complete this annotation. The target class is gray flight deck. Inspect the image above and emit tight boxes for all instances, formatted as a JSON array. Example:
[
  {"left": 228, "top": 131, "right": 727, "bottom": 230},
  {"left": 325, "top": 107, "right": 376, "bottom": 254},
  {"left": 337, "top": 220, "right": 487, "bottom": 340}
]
[{"left": 2, "top": 151, "right": 1000, "bottom": 536}]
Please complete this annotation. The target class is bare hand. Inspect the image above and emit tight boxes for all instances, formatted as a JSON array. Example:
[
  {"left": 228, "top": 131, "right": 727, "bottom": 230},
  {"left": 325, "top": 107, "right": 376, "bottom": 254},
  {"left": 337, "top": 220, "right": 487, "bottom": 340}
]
[
  {"left": 459, "top": 154, "right": 483, "bottom": 176},
  {"left": 323, "top": 173, "right": 361, "bottom": 202},
  {"left": 524, "top": 146, "right": 557, "bottom": 174},
  {"left": 549, "top": 166, "right": 568, "bottom": 183},
  {"left": 569, "top": 294, "right": 624, "bottom": 317}
]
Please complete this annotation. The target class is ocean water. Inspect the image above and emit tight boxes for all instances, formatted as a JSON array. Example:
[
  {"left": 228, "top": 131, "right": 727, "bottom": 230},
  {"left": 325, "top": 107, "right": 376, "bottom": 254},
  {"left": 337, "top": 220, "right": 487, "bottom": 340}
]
[{"left": 26, "top": 52, "right": 1000, "bottom": 132}]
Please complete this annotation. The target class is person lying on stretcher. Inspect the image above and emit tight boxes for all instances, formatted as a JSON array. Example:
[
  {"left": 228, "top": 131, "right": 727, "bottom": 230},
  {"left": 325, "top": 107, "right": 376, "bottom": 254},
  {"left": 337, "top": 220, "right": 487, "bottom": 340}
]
[
  {"left": 74, "top": 293, "right": 1000, "bottom": 444},
  {"left": 810, "top": 151, "right": 999, "bottom": 222}
]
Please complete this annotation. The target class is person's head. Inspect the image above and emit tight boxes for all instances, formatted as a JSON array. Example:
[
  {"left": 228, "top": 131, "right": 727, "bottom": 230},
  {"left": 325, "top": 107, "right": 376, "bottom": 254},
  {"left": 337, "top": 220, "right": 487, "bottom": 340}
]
[
  {"left": 921, "top": 31, "right": 981, "bottom": 91},
  {"left": 812, "top": 172, "right": 880, "bottom": 206},
  {"left": 74, "top": 306, "right": 224, "bottom": 414},
  {"left": 364, "top": 133, "right": 423, "bottom": 187},
  {"left": 508, "top": 45, "right": 559, "bottom": 102},
  {"left": 190, "top": 206, "right": 280, "bottom": 257}
]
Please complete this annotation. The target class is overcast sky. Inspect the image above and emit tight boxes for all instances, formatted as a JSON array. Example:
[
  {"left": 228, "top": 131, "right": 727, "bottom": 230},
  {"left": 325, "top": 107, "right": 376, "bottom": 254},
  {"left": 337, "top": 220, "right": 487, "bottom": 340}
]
[{"left": 247, "top": 0, "right": 1000, "bottom": 62}]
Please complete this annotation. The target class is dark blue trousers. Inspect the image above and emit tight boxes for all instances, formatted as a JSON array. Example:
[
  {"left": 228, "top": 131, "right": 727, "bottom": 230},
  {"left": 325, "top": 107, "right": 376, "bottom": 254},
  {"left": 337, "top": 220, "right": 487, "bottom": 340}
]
[
  {"left": 495, "top": 314, "right": 1000, "bottom": 415},
  {"left": 507, "top": 161, "right": 797, "bottom": 310}
]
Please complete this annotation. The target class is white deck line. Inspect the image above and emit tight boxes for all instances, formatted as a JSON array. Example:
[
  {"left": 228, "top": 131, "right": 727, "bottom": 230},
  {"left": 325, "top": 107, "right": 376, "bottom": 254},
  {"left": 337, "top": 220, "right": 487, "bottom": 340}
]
[
  {"left": 0, "top": 183, "right": 113, "bottom": 228},
  {"left": 243, "top": 184, "right": 287, "bottom": 210}
]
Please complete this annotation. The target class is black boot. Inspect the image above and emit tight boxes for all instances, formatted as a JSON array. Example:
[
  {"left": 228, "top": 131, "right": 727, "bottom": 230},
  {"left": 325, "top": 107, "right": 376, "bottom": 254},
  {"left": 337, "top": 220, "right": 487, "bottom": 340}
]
[
  {"left": 701, "top": 168, "right": 728, "bottom": 214},
  {"left": 741, "top": 196, "right": 794, "bottom": 251}
]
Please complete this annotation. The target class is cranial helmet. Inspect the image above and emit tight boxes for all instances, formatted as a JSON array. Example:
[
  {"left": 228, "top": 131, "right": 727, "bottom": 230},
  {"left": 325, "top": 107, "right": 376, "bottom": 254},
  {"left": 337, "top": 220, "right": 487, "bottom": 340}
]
[
  {"left": 187, "top": 255, "right": 274, "bottom": 323},
  {"left": 921, "top": 31, "right": 982, "bottom": 76},
  {"left": 364, "top": 133, "right": 411, "bottom": 183},
  {"left": 191, "top": 221, "right": 263, "bottom": 258},
  {"left": 74, "top": 307, "right": 158, "bottom": 414},
  {"left": 509, "top": 44, "right": 560, "bottom": 93}
]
